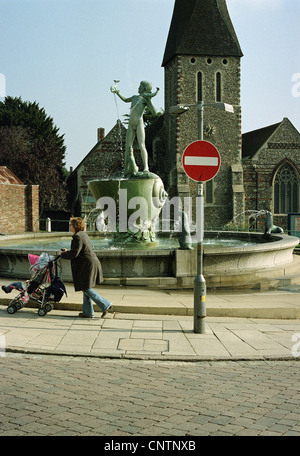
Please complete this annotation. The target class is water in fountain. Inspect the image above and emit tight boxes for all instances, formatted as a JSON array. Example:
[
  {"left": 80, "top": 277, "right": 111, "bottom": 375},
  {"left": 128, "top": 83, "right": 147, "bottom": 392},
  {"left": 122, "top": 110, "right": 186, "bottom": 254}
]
[
  {"left": 110, "top": 81, "right": 125, "bottom": 178},
  {"left": 224, "top": 209, "right": 266, "bottom": 232}
]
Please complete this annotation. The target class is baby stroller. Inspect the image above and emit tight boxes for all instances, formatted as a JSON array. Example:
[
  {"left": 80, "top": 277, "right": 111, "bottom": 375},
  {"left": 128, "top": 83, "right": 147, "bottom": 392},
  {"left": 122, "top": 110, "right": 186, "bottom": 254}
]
[{"left": 6, "top": 253, "right": 67, "bottom": 317}]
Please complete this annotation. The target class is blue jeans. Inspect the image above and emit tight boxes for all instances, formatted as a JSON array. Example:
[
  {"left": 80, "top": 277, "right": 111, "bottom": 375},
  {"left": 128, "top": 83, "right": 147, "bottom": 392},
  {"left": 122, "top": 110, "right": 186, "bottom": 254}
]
[
  {"left": 3, "top": 282, "right": 24, "bottom": 293},
  {"left": 82, "top": 288, "right": 111, "bottom": 317}
]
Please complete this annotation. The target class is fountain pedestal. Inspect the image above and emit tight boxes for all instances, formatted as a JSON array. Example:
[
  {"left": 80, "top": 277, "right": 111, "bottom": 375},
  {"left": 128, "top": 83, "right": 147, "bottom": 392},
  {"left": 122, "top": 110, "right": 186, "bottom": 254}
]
[{"left": 88, "top": 173, "right": 167, "bottom": 247}]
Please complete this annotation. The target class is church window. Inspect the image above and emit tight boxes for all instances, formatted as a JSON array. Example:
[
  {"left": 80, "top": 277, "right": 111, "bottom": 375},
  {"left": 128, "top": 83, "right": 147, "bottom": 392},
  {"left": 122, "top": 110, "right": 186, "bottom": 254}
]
[
  {"left": 222, "top": 59, "right": 228, "bottom": 65},
  {"left": 190, "top": 58, "right": 196, "bottom": 64},
  {"left": 216, "top": 72, "right": 222, "bottom": 102},
  {"left": 197, "top": 72, "right": 203, "bottom": 102},
  {"left": 273, "top": 164, "right": 299, "bottom": 214},
  {"left": 207, "top": 58, "right": 213, "bottom": 65}
]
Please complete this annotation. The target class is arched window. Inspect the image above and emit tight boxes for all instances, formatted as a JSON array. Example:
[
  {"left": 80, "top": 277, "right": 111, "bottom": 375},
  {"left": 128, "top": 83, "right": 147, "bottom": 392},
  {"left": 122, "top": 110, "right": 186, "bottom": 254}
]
[{"left": 273, "top": 164, "right": 299, "bottom": 214}]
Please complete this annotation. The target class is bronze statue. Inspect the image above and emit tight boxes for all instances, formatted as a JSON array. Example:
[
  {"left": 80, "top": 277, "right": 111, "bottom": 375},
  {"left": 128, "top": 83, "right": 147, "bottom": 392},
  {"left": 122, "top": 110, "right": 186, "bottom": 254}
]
[{"left": 111, "top": 81, "right": 159, "bottom": 177}]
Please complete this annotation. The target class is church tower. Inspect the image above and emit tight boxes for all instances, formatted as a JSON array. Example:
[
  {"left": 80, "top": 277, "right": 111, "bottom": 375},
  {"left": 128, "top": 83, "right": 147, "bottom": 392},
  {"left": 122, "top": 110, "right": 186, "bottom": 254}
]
[{"left": 162, "top": 0, "right": 244, "bottom": 228}]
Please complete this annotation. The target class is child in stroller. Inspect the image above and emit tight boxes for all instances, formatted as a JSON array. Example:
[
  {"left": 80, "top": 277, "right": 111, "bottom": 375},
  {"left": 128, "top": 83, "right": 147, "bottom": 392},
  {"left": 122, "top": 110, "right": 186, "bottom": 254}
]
[{"left": 2, "top": 253, "right": 67, "bottom": 316}]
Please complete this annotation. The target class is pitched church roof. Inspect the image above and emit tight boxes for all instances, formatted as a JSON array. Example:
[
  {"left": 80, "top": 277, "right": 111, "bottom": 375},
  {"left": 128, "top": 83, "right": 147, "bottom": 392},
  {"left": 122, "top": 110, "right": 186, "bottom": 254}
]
[
  {"left": 242, "top": 122, "right": 281, "bottom": 159},
  {"left": 162, "top": 0, "right": 243, "bottom": 66},
  {"left": 67, "top": 121, "right": 127, "bottom": 180},
  {"left": 241, "top": 118, "right": 300, "bottom": 159}
]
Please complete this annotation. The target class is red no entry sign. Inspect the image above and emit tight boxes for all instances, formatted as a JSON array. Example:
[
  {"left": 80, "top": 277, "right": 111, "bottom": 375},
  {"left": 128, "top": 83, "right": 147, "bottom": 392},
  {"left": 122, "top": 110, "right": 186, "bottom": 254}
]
[{"left": 182, "top": 140, "right": 221, "bottom": 182}]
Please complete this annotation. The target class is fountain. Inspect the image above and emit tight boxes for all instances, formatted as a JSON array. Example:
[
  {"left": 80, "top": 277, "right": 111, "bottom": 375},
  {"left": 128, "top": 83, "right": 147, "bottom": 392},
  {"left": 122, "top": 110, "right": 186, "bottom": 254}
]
[
  {"left": 88, "top": 173, "right": 167, "bottom": 247},
  {"left": 87, "top": 80, "right": 168, "bottom": 248},
  {"left": 0, "top": 218, "right": 299, "bottom": 291},
  {"left": 0, "top": 82, "right": 299, "bottom": 291}
]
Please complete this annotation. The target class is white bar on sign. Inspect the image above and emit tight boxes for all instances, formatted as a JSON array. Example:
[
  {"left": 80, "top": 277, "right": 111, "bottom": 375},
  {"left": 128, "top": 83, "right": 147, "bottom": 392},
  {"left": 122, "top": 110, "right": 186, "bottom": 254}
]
[{"left": 184, "top": 156, "right": 218, "bottom": 166}]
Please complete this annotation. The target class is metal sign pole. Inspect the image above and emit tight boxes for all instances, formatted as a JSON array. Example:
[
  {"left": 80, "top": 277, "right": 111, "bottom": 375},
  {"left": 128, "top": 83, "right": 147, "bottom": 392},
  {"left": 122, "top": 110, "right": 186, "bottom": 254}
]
[
  {"left": 170, "top": 101, "right": 231, "bottom": 334},
  {"left": 193, "top": 102, "right": 206, "bottom": 334},
  {"left": 194, "top": 181, "right": 206, "bottom": 334}
]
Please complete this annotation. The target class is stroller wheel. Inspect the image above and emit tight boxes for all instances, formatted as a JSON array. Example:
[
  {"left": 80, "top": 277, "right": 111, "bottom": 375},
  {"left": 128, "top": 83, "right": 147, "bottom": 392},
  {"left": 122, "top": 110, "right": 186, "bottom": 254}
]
[
  {"left": 7, "top": 305, "right": 17, "bottom": 314},
  {"left": 15, "top": 301, "right": 23, "bottom": 311},
  {"left": 45, "top": 303, "right": 54, "bottom": 313},
  {"left": 38, "top": 308, "right": 47, "bottom": 317}
]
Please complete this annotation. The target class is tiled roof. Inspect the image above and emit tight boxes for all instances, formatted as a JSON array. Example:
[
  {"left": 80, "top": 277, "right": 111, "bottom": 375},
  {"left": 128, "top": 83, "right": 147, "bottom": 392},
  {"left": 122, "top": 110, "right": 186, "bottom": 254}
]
[
  {"left": 0, "top": 166, "right": 23, "bottom": 184},
  {"left": 162, "top": 0, "right": 243, "bottom": 66},
  {"left": 242, "top": 122, "right": 281, "bottom": 159}
]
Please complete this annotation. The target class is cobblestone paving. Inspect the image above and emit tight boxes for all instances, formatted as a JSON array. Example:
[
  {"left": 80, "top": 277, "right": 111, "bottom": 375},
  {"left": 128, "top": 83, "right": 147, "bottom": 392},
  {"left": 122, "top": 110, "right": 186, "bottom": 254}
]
[{"left": 0, "top": 354, "right": 300, "bottom": 436}]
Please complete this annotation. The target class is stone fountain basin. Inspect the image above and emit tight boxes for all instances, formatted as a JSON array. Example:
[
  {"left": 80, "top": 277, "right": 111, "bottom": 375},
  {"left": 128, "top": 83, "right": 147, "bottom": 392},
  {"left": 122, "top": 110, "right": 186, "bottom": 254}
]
[
  {"left": 202, "top": 231, "right": 299, "bottom": 289},
  {"left": 203, "top": 231, "right": 297, "bottom": 272},
  {"left": 0, "top": 231, "right": 299, "bottom": 290}
]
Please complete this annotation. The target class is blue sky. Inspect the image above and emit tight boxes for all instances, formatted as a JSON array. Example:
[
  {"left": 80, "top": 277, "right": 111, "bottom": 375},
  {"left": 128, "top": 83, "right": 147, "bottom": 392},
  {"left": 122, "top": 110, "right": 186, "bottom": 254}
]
[{"left": 0, "top": 0, "right": 299, "bottom": 169}]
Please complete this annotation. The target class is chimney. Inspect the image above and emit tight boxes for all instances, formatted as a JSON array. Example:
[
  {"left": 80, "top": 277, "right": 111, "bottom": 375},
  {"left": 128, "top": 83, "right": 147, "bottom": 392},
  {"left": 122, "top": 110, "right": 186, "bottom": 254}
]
[{"left": 97, "top": 127, "right": 105, "bottom": 142}]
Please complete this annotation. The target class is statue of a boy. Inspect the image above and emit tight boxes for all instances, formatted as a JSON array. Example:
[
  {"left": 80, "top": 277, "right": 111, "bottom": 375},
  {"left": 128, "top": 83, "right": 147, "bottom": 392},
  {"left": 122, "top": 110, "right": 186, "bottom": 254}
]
[{"left": 111, "top": 81, "right": 159, "bottom": 177}]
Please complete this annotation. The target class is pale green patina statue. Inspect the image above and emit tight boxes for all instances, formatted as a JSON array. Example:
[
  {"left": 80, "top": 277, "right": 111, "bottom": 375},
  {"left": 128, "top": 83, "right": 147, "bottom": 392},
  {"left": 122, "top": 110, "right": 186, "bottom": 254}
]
[
  {"left": 88, "top": 80, "right": 166, "bottom": 246},
  {"left": 110, "top": 81, "right": 159, "bottom": 177}
]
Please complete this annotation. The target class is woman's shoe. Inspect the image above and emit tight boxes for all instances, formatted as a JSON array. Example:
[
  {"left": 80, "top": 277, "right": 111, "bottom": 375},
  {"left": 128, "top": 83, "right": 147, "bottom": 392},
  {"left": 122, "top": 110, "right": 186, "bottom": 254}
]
[
  {"left": 101, "top": 305, "right": 112, "bottom": 318},
  {"left": 78, "top": 312, "right": 94, "bottom": 318}
]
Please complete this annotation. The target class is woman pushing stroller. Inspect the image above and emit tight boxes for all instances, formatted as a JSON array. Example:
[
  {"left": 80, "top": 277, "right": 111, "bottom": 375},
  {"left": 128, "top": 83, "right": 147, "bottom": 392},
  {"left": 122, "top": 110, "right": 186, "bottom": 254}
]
[{"left": 57, "top": 217, "right": 112, "bottom": 318}]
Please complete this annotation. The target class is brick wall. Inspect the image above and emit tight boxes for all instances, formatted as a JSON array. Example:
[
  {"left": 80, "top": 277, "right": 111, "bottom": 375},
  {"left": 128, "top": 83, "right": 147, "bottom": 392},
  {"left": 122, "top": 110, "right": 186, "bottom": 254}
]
[
  {"left": 0, "top": 183, "right": 39, "bottom": 234},
  {"left": 25, "top": 185, "right": 39, "bottom": 232}
]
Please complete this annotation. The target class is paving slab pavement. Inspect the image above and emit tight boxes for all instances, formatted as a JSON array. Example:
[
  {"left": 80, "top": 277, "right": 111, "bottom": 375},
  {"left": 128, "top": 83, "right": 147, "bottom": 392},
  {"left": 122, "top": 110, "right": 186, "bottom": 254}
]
[
  {"left": 0, "top": 292, "right": 300, "bottom": 361},
  {"left": 2, "top": 279, "right": 300, "bottom": 318},
  {"left": 1, "top": 279, "right": 300, "bottom": 361}
]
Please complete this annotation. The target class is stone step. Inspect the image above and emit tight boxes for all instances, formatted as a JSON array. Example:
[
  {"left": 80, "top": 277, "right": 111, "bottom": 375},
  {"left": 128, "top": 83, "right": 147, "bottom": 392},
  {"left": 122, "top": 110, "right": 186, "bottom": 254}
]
[{"left": 272, "top": 274, "right": 300, "bottom": 287}]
